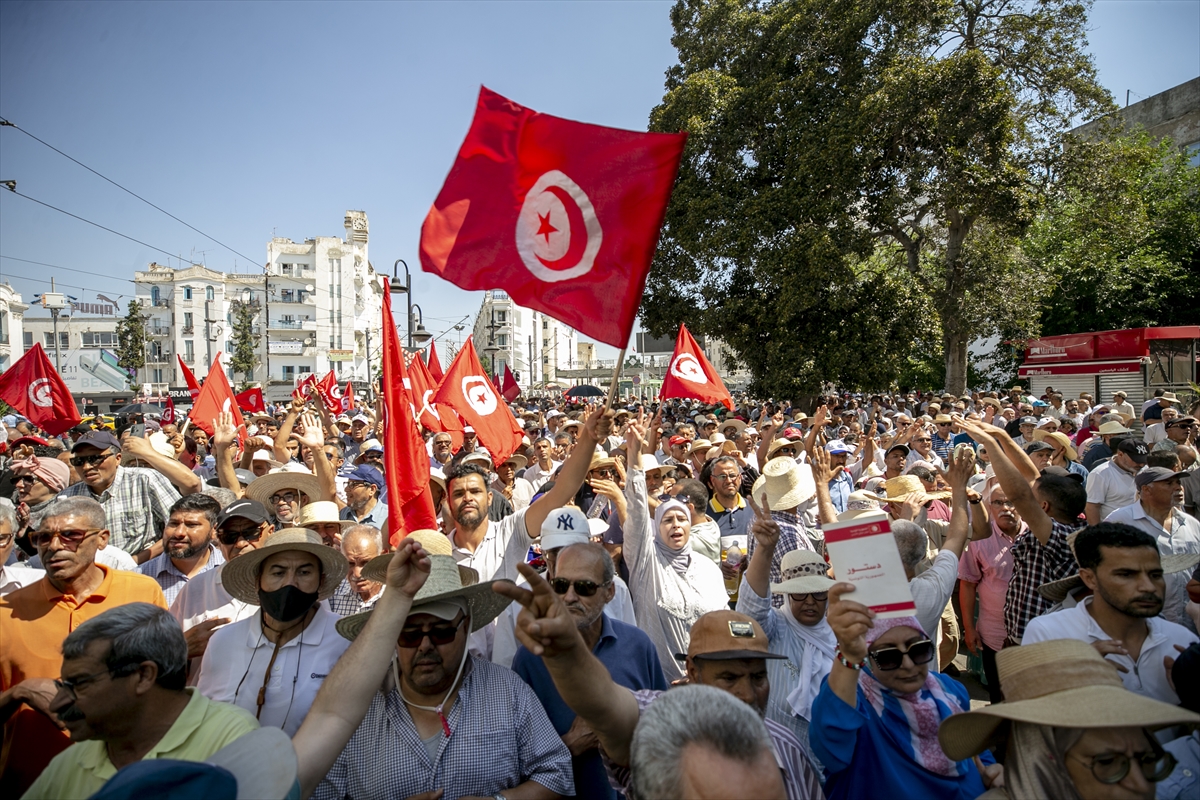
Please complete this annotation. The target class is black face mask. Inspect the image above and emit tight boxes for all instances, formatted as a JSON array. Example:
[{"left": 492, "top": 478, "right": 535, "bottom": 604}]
[{"left": 258, "top": 584, "right": 318, "bottom": 622}]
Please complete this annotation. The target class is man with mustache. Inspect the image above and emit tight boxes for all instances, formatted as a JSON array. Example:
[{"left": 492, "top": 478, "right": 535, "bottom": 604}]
[
  {"left": 0, "top": 497, "right": 167, "bottom": 795},
  {"left": 138, "top": 494, "right": 225, "bottom": 606},
  {"left": 1023, "top": 522, "right": 1197, "bottom": 705},
  {"left": 21, "top": 603, "right": 258, "bottom": 800}
]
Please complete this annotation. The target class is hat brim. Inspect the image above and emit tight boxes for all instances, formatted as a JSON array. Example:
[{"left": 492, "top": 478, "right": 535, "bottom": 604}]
[
  {"left": 220, "top": 536, "right": 349, "bottom": 605},
  {"left": 336, "top": 576, "right": 514, "bottom": 640},
  {"left": 245, "top": 471, "right": 322, "bottom": 509},
  {"left": 770, "top": 575, "right": 836, "bottom": 595},
  {"left": 938, "top": 684, "right": 1200, "bottom": 762},
  {"left": 674, "top": 650, "right": 789, "bottom": 662}
]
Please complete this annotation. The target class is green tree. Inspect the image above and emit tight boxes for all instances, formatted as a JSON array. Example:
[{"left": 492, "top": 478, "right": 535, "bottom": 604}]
[
  {"left": 115, "top": 300, "right": 147, "bottom": 385},
  {"left": 229, "top": 300, "right": 260, "bottom": 390}
]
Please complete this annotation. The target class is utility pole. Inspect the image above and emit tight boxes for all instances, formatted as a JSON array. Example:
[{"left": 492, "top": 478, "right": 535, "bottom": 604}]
[{"left": 42, "top": 278, "right": 67, "bottom": 373}]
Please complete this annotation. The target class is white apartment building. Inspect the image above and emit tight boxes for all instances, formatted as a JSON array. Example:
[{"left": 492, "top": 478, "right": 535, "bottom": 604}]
[
  {"left": 0, "top": 283, "right": 28, "bottom": 372},
  {"left": 471, "top": 290, "right": 578, "bottom": 389},
  {"left": 22, "top": 315, "right": 129, "bottom": 413}
]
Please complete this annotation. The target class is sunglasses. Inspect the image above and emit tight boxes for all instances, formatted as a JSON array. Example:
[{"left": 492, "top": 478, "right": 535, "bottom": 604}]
[
  {"left": 914, "top": 437, "right": 933, "bottom": 443},
  {"left": 787, "top": 591, "right": 829, "bottom": 602},
  {"left": 869, "top": 639, "right": 935, "bottom": 671},
  {"left": 217, "top": 525, "right": 265, "bottom": 546},
  {"left": 31, "top": 529, "right": 102, "bottom": 550},
  {"left": 13, "top": 475, "right": 39, "bottom": 485},
  {"left": 397, "top": 615, "right": 466, "bottom": 648},
  {"left": 70, "top": 453, "right": 116, "bottom": 468},
  {"left": 549, "top": 578, "right": 610, "bottom": 597},
  {"left": 590, "top": 469, "right": 617, "bottom": 480},
  {"left": 269, "top": 492, "right": 301, "bottom": 505}
]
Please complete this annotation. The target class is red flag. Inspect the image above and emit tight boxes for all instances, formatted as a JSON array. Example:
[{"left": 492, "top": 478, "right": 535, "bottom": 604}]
[
  {"left": 342, "top": 381, "right": 355, "bottom": 413},
  {"left": 433, "top": 338, "right": 522, "bottom": 464},
  {"left": 381, "top": 278, "right": 438, "bottom": 546},
  {"left": 160, "top": 395, "right": 177, "bottom": 425},
  {"left": 235, "top": 388, "right": 266, "bottom": 414},
  {"left": 659, "top": 324, "right": 734, "bottom": 411},
  {"left": 0, "top": 343, "right": 81, "bottom": 435},
  {"left": 419, "top": 86, "right": 687, "bottom": 348},
  {"left": 177, "top": 355, "right": 201, "bottom": 400},
  {"left": 426, "top": 340, "right": 444, "bottom": 383},
  {"left": 314, "top": 370, "right": 345, "bottom": 415},
  {"left": 409, "top": 348, "right": 464, "bottom": 447},
  {"left": 189, "top": 352, "right": 245, "bottom": 437},
  {"left": 501, "top": 364, "right": 521, "bottom": 403},
  {"left": 292, "top": 372, "right": 317, "bottom": 402}
]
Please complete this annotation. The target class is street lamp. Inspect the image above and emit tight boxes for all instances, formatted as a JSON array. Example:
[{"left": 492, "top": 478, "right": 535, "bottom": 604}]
[
  {"left": 391, "top": 259, "right": 415, "bottom": 349},
  {"left": 410, "top": 304, "right": 432, "bottom": 347}
]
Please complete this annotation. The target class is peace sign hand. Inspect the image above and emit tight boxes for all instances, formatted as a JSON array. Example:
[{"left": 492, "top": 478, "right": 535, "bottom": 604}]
[
  {"left": 492, "top": 563, "right": 586, "bottom": 659},
  {"left": 746, "top": 491, "right": 781, "bottom": 552}
]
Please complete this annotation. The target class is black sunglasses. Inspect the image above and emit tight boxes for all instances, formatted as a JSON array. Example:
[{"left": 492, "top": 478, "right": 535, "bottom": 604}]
[
  {"left": 549, "top": 578, "right": 609, "bottom": 597},
  {"left": 397, "top": 615, "right": 465, "bottom": 648},
  {"left": 217, "top": 525, "right": 265, "bottom": 546},
  {"left": 869, "top": 639, "right": 936, "bottom": 671},
  {"left": 70, "top": 452, "right": 116, "bottom": 467}
]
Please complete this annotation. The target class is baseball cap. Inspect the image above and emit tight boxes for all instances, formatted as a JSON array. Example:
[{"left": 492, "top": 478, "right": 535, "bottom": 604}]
[
  {"left": 1039, "top": 465, "right": 1084, "bottom": 483},
  {"left": 825, "top": 440, "right": 853, "bottom": 455},
  {"left": 886, "top": 443, "right": 910, "bottom": 456},
  {"left": 781, "top": 427, "right": 805, "bottom": 440},
  {"left": 1019, "top": 416, "right": 1038, "bottom": 426},
  {"left": 1117, "top": 438, "right": 1149, "bottom": 465},
  {"left": 676, "top": 610, "right": 787, "bottom": 662},
  {"left": 1134, "top": 467, "right": 1188, "bottom": 489},
  {"left": 345, "top": 464, "right": 385, "bottom": 490},
  {"left": 207, "top": 469, "right": 257, "bottom": 488},
  {"left": 1167, "top": 416, "right": 1197, "bottom": 429},
  {"left": 71, "top": 430, "right": 121, "bottom": 452},
  {"left": 216, "top": 498, "right": 270, "bottom": 527},
  {"left": 668, "top": 435, "right": 690, "bottom": 448},
  {"left": 539, "top": 506, "right": 591, "bottom": 550},
  {"left": 10, "top": 435, "right": 49, "bottom": 448},
  {"left": 359, "top": 439, "right": 384, "bottom": 454},
  {"left": 1023, "top": 440, "right": 1053, "bottom": 455},
  {"left": 351, "top": 414, "right": 371, "bottom": 425}
]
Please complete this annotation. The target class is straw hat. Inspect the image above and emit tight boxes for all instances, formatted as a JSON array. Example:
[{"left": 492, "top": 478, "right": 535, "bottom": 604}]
[
  {"left": 837, "top": 490, "right": 883, "bottom": 522},
  {"left": 336, "top": 552, "right": 514, "bottom": 641},
  {"left": 639, "top": 454, "right": 673, "bottom": 476},
  {"left": 1038, "top": 551, "right": 1200, "bottom": 604},
  {"left": 766, "top": 437, "right": 801, "bottom": 459},
  {"left": 938, "top": 639, "right": 1200, "bottom": 761},
  {"left": 588, "top": 453, "right": 617, "bottom": 473},
  {"left": 689, "top": 439, "right": 714, "bottom": 457},
  {"left": 770, "top": 550, "right": 835, "bottom": 595},
  {"left": 1032, "top": 429, "right": 1078, "bottom": 461},
  {"left": 862, "top": 474, "right": 951, "bottom": 504},
  {"left": 500, "top": 453, "right": 528, "bottom": 470},
  {"left": 245, "top": 464, "right": 321, "bottom": 509},
  {"left": 720, "top": 419, "right": 747, "bottom": 435},
  {"left": 1096, "top": 420, "right": 1131, "bottom": 436},
  {"left": 220, "top": 528, "right": 348, "bottom": 604},
  {"left": 759, "top": 458, "right": 816, "bottom": 510},
  {"left": 294, "top": 501, "right": 355, "bottom": 531}
]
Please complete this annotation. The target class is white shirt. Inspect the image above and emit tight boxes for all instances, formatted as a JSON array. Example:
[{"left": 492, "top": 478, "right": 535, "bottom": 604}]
[
  {"left": 1144, "top": 423, "right": 1167, "bottom": 446},
  {"left": 197, "top": 603, "right": 350, "bottom": 736},
  {"left": 522, "top": 460, "right": 561, "bottom": 492},
  {"left": 908, "top": 549, "right": 959, "bottom": 650},
  {"left": 1086, "top": 459, "right": 1139, "bottom": 519},
  {"left": 1022, "top": 596, "right": 1197, "bottom": 705},
  {"left": 449, "top": 507, "right": 533, "bottom": 583},
  {"left": 905, "top": 449, "right": 944, "bottom": 470},
  {"left": 492, "top": 477, "right": 535, "bottom": 512},
  {"left": 1105, "top": 502, "right": 1200, "bottom": 632},
  {"left": 0, "top": 563, "right": 44, "bottom": 596},
  {"left": 170, "top": 562, "right": 257, "bottom": 632}
]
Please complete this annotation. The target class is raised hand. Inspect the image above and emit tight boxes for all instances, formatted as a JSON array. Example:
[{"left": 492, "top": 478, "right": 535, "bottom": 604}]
[
  {"left": 292, "top": 412, "right": 326, "bottom": 450},
  {"left": 809, "top": 445, "right": 834, "bottom": 484},
  {"left": 946, "top": 445, "right": 975, "bottom": 489},
  {"left": 827, "top": 582, "right": 874, "bottom": 662},
  {"left": 385, "top": 538, "right": 432, "bottom": 599},
  {"left": 746, "top": 492, "right": 781, "bottom": 552},
  {"left": 213, "top": 410, "right": 239, "bottom": 450},
  {"left": 813, "top": 404, "right": 829, "bottom": 429},
  {"left": 582, "top": 404, "right": 608, "bottom": 444},
  {"left": 625, "top": 416, "right": 649, "bottom": 457},
  {"left": 492, "top": 562, "right": 585, "bottom": 658}
]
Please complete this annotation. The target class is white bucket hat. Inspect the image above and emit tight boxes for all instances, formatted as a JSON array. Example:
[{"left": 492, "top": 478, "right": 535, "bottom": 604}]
[{"left": 770, "top": 550, "right": 835, "bottom": 595}]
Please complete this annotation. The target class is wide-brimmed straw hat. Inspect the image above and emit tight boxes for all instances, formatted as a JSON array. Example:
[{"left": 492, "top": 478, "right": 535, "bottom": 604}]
[
  {"left": 245, "top": 464, "right": 321, "bottom": 509},
  {"left": 220, "top": 528, "right": 348, "bottom": 604},
  {"left": 758, "top": 458, "right": 816, "bottom": 510},
  {"left": 588, "top": 454, "right": 618, "bottom": 473},
  {"left": 1032, "top": 429, "right": 1078, "bottom": 461},
  {"left": 770, "top": 550, "right": 835, "bottom": 595},
  {"left": 720, "top": 419, "right": 747, "bottom": 435},
  {"left": 766, "top": 437, "right": 802, "bottom": 459},
  {"left": 294, "top": 501, "right": 355, "bottom": 531},
  {"left": 1038, "top": 551, "right": 1200, "bottom": 604},
  {"left": 499, "top": 453, "right": 528, "bottom": 470},
  {"left": 862, "top": 474, "right": 951, "bottom": 503},
  {"left": 938, "top": 639, "right": 1200, "bottom": 761},
  {"left": 638, "top": 454, "right": 674, "bottom": 476},
  {"left": 837, "top": 490, "right": 883, "bottom": 522}
]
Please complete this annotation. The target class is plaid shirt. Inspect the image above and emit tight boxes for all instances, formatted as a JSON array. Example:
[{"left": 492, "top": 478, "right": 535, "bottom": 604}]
[
  {"left": 60, "top": 466, "right": 181, "bottom": 555},
  {"left": 326, "top": 578, "right": 382, "bottom": 617},
  {"left": 138, "top": 545, "right": 224, "bottom": 607},
  {"left": 1003, "top": 517, "right": 1084, "bottom": 644},
  {"left": 314, "top": 657, "right": 573, "bottom": 800},
  {"left": 747, "top": 510, "right": 818, "bottom": 608}
]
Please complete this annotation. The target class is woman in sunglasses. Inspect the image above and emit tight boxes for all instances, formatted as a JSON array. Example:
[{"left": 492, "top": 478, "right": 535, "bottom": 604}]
[{"left": 809, "top": 584, "right": 1001, "bottom": 800}]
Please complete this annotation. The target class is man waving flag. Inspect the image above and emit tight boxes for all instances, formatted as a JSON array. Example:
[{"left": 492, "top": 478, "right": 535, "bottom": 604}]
[
  {"left": 659, "top": 323, "right": 734, "bottom": 411},
  {"left": 419, "top": 86, "right": 687, "bottom": 349}
]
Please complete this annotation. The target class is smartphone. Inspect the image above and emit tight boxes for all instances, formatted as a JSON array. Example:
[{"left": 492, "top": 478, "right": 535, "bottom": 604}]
[{"left": 129, "top": 423, "right": 146, "bottom": 438}]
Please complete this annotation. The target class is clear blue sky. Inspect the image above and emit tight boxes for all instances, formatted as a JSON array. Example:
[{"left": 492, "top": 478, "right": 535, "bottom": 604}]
[{"left": 2, "top": 0, "right": 1197, "bottom": 357}]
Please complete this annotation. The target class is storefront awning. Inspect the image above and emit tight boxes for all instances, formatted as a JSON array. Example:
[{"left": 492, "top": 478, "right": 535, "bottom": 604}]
[{"left": 1018, "top": 359, "right": 1143, "bottom": 378}]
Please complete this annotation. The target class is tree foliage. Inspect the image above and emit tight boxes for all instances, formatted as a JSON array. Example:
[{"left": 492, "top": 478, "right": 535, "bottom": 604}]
[
  {"left": 229, "top": 300, "right": 260, "bottom": 390},
  {"left": 115, "top": 300, "right": 147, "bottom": 382}
]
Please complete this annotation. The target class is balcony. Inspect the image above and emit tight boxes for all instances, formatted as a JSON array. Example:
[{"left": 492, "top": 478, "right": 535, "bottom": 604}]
[
  {"left": 152, "top": 298, "right": 170, "bottom": 308},
  {"left": 182, "top": 355, "right": 195, "bottom": 365},
  {"left": 275, "top": 292, "right": 314, "bottom": 304},
  {"left": 268, "top": 319, "right": 314, "bottom": 330},
  {"left": 148, "top": 326, "right": 170, "bottom": 337},
  {"left": 182, "top": 325, "right": 194, "bottom": 334}
]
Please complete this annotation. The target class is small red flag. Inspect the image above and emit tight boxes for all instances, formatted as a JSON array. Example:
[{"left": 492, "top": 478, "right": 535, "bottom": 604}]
[
  {"left": 419, "top": 86, "right": 687, "bottom": 349},
  {"left": 292, "top": 372, "right": 317, "bottom": 402},
  {"left": 433, "top": 338, "right": 523, "bottom": 464},
  {"left": 382, "top": 278, "right": 438, "bottom": 546},
  {"left": 426, "top": 340, "right": 444, "bottom": 383},
  {"left": 160, "top": 395, "right": 177, "bottom": 425},
  {"left": 0, "top": 343, "right": 81, "bottom": 435},
  {"left": 501, "top": 364, "right": 521, "bottom": 403},
  {"left": 313, "top": 370, "right": 345, "bottom": 415},
  {"left": 342, "top": 381, "right": 355, "bottom": 413},
  {"left": 189, "top": 353, "right": 245, "bottom": 437},
  {"left": 177, "top": 355, "right": 201, "bottom": 400},
  {"left": 659, "top": 324, "right": 734, "bottom": 411},
  {"left": 235, "top": 388, "right": 266, "bottom": 414},
  {"left": 409, "top": 348, "right": 464, "bottom": 447}
]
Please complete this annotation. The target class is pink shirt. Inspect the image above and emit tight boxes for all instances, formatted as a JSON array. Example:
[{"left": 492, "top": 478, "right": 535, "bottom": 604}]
[{"left": 958, "top": 529, "right": 1017, "bottom": 651}]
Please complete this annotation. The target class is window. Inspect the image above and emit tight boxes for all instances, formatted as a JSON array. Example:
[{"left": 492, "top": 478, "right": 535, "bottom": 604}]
[
  {"left": 299, "top": 366, "right": 311, "bottom": 375},
  {"left": 23, "top": 331, "right": 32, "bottom": 351},
  {"left": 152, "top": 369, "right": 163, "bottom": 384},
  {"left": 282, "top": 365, "right": 295, "bottom": 381},
  {"left": 496, "top": 311, "right": 507, "bottom": 323},
  {"left": 184, "top": 340, "right": 194, "bottom": 360},
  {"left": 542, "top": 320, "right": 548, "bottom": 329},
  {"left": 151, "top": 286, "right": 161, "bottom": 305},
  {"left": 281, "top": 263, "right": 294, "bottom": 276},
  {"left": 498, "top": 334, "right": 507, "bottom": 347},
  {"left": 281, "top": 289, "right": 296, "bottom": 303},
  {"left": 183, "top": 312, "right": 194, "bottom": 332},
  {"left": 44, "top": 332, "right": 69, "bottom": 349},
  {"left": 81, "top": 331, "right": 119, "bottom": 348},
  {"left": 183, "top": 286, "right": 193, "bottom": 300},
  {"left": 206, "top": 286, "right": 215, "bottom": 301}
]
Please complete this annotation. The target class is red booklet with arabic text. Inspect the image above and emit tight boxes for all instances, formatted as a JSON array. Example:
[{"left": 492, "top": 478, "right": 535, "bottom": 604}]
[{"left": 824, "top": 512, "right": 917, "bottom": 618}]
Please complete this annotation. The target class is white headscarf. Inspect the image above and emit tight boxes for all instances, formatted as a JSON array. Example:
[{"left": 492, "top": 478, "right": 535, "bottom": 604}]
[
  {"left": 653, "top": 499, "right": 693, "bottom": 576},
  {"left": 781, "top": 593, "right": 837, "bottom": 721}
]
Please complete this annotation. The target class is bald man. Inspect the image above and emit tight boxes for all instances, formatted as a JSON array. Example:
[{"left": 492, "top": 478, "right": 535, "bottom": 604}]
[{"left": 328, "top": 524, "right": 384, "bottom": 616}]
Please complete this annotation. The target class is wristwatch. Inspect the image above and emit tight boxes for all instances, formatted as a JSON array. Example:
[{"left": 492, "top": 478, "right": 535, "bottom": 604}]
[{"left": 493, "top": 794, "right": 508, "bottom": 800}]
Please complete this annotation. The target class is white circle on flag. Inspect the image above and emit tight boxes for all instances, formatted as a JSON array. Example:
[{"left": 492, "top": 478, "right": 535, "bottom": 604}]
[
  {"left": 461, "top": 376, "right": 498, "bottom": 416},
  {"left": 515, "top": 170, "right": 603, "bottom": 283},
  {"left": 421, "top": 389, "right": 443, "bottom": 421},
  {"left": 670, "top": 353, "right": 708, "bottom": 384},
  {"left": 28, "top": 378, "right": 53, "bottom": 408}
]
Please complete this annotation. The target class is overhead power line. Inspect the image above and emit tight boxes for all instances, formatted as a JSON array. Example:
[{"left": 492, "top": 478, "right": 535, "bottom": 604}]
[
  {"left": 0, "top": 254, "right": 136, "bottom": 283},
  {"left": 0, "top": 117, "right": 262, "bottom": 267}
]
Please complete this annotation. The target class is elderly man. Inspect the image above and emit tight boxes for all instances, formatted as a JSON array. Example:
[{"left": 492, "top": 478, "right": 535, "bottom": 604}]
[
  {"left": 58, "top": 430, "right": 182, "bottom": 563},
  {"left": 1080, "top": 419, "right": 1132, "bottom": 471},
  {"left": 0, "top": 505, "right": 42, "bottom": 596},
  {"left": 745, "top": 457, "right": 821, "bottom": 609},
  {"left": 497, "top": 571, "right": 823, "bottom": 800},
  {"left": 494, "top": 453, "right": 535, "bottom": 511},
  {"left": 290, "top": 533, "right": 574, "bottom": 800},
  {"left": 905, "top": 426, "right": 945, "bottom": 469},
  {"left": 342, "top": 413, "right": 373, "bottom": 462},
  {"left": 1145, "top": 406, "right": 1181, "bottom": 446},
  {"left": 1085, "top": 437, "right": 1148, "bottom": 524},
  {"left": 1105, "top": 468, "right": 1200, "bottom": 632},
  {"left": 328, "top": 524, "right": 385, "bottom": 616},
  {"left": 0, "top": 497, "right": 167, "bottom": 794},
  {"left": 197, "top": 528, "right": 350, "bottom": 735},
  {"left": 295, "top": 499, "right": 353, "bottom": 547},
  {"left": 513, "top": 542, "right": 666, "bottom": 800},
  {"left": 246, "top": 462, "right": 323, "bottom": 529},
  {"left": 20, "top": 603, "right": 259, "bottom": 800},
  {"left": 707, "top": 454, "right": 753, "bottom": 545},
  {"left": 338, "top": 464, "right": 389, "bottom": 530},
  {"left": 429, "top": 432, "right": 455, "bottom": 472},
  {"left": 139, "top": 494, "right": 225, "bottom": 606}
]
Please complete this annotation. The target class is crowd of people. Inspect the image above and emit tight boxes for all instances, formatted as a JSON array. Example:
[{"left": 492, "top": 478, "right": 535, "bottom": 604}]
[{"left": 1, "top": 383, "right": 1198, "bottom": 799}]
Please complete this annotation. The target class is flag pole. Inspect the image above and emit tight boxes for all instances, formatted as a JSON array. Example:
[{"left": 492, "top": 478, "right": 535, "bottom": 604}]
[{"left": 605, "top": 347, "right": 626, "bottom": 411}]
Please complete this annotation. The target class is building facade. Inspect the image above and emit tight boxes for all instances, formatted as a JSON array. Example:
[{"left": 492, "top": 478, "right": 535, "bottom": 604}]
[
  {"left": 471, "top": 290, "right": 578, "bottom": 389},
  {"left": 23, "top": 315, "right": 131, "bottom": 414},
  {"left": 0, "top": 283, "right": 28, "bottom": 372}
]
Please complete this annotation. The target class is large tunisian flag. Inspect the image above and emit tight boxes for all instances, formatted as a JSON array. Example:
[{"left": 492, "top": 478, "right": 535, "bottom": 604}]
[
  {"left": 0, "top": 343, "right": 81, "bottom": 435},
  {"left": 433, "top": 337, "right": 523, "bottom": 464},
  {"left": 659, "top": 323, "right": 734, "bottom": 411},
  {"left": 381, "top": 278, "right": 438, "bottom": 545},
  {"left": 189, "top": 353, "right": 245, "bottom": 437},
  {"left": 419, "top": 87, "right": 687, "bottom": 348}
]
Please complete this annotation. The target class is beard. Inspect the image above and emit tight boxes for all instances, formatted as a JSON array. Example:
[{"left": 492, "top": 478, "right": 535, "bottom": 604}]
[
  {"left": 454, "top": 505, "right": 485, "bottom": 529},
  {"left": 168, "top": 542, "right": 204, "bottom": 559},
  {"left": 1097, "top": 581, "right": 1163, "bottom": 618}
]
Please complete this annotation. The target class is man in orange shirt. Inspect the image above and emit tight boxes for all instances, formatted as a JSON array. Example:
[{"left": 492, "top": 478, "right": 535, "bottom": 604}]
[{"left": 0, "top": 496, "right": 167, "bottom": 795}]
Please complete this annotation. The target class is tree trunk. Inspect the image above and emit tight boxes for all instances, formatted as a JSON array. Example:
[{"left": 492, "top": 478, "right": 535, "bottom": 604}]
[{"left": 943, "top": 326, "right": 969, "bottom": 396}]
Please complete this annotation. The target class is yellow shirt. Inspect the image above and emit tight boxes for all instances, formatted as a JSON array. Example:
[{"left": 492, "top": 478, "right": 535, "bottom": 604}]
[{"left": 21, "top": 689, "right": 258, "bottom": 800}]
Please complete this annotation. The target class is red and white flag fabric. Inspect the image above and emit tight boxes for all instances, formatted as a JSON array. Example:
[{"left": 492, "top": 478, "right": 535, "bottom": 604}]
[
  {"left": 381, "top": 278, "right": 438, "bottom": 546},
  {"left": 500, "top": 364, "right": 521, "bottom": 403},
  {"left": 0, "top": 343, "right": 81, "bottom": 435},
  {"left": 341, "top": 381, "right": 355, "bottom": 413},
  {"left": 160, "top": 395, "right": 177, "bottom": 425},
  {"left": 426, "top": 340, "right": 444, "bottom": 383},
  {"left": 235, "top": 388, "right": 266, "bottom": 414},
  {"left": 177, "top": 355, "right": 201, "bottom": 400},
  {"left": 409, "top": 350, "right": 464, "bottom": 446},
  {"left": 659, "top": 323, "right": 734, "bottom": 411},
  {"left": 434, "top": 337, "right": 523, "bottom": 464},
  {"left": 313, "top": 371, "right": 346, "bottom": 416},
  {"left": 419, "top": 86, "right": 687, "bottom": 348},
  {"left": 292, "top": 372, "right": 317, "bottom": 402},
  {"left": 189, "top": 352, "right": 245, "bottom": 437}
]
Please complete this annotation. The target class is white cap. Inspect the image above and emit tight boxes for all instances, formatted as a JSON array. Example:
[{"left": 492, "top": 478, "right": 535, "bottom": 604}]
[{"left": 540, "top": 507, "right": 591, "bottom": 550}]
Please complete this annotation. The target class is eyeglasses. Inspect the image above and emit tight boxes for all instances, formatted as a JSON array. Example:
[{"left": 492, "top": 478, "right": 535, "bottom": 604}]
[
  {"left": 590, "top": 469, "right": 617, "bottom": 480},
  {"left": 54, "top": 664, "right": 138, "bottom": 699},
  {"left": 549, "top": 578, "right": 610, "bottom": 597},
  {"left": 13, "top": 475, "right": 39, "bottom": 485},
  {"left": 31, "top": 529, "right": 102, "bottom": 550},
  {"left": 914, "top": 437, "right": 933, "bottom": 443},
  {"left": 712, "top": 473, "right": 741, "bottom": 482},
  {"left": 217, "top": 525, "right": 265, "bottom": 546},
  {"left": 936, "top": 422, "right": 952, "bottom": 427},
  {"left": 0, "top": 533, "right": 14, "bottom": 547},
  {"left": 360, "top": 451, "right": 383, "bottom": 460},
  {"left": 346, "top": 481, "right": 375, "bottom": 492},
  {"left": 788, "top": 592, "right": 828, "bottom": 602},
  {"left": 70, "top": 453, "right": 116, "bottom": 468},
  {"left": 777, "top": 447, "right": 798, "bottom": 456},
  {"left": 868, "top": 639, "right": 935, "bottom": 671},
  {"left": 397, "top": 615, "right": 466, "bottom": 648},
  {"left": 1068, "top": 744, "right": 1176, "bottom": 785},
  {"left": 989, "top": 498, "right": 1015, "bottom": 508},
  {"left": 269, "top": 491, "right": 300, "bottom": 505}
]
